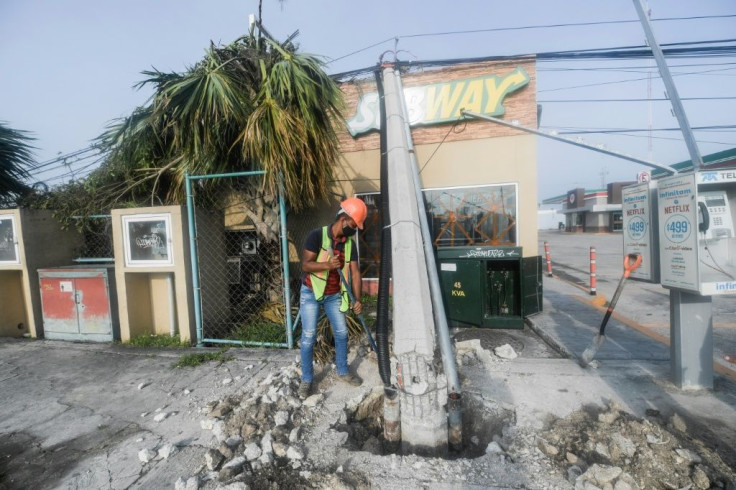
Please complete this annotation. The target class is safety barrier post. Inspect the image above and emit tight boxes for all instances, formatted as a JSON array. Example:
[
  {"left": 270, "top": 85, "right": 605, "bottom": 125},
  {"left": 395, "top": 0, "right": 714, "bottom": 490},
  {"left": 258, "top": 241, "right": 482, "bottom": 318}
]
[
  {"left": 590, "top": 246, "right": 597, "bottom": 295},
  {"left": 544, "top": 241, "right": 552, "bottom": 277}
]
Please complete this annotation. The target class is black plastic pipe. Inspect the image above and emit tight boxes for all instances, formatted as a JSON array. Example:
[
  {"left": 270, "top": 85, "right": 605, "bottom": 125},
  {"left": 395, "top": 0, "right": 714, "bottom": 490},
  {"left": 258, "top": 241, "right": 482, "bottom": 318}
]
[{"left": 374, "top": 68, "right": 393, "bottom": 391}]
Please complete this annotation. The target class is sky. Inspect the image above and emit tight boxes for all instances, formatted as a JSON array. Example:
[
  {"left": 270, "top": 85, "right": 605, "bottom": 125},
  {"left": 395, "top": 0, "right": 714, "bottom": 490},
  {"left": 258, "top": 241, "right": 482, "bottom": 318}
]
[{"left": 1, "top": 0, "right": 735, "bottom": 201}]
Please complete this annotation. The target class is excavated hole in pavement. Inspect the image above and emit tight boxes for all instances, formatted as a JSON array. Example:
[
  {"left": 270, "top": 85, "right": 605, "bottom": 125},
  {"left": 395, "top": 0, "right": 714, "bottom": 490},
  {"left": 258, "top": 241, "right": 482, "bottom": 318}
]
[{"left": 334, "top": 391, "right": 514, "bottom": 459}]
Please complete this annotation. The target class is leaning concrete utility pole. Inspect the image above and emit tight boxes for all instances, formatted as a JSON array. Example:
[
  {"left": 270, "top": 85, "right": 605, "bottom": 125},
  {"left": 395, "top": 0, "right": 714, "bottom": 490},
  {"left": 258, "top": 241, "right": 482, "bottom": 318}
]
[
  {"left": 394, "top": 72, "right": 463, "bottom": 450},
  {"left": 382, "top": 64, "right": 448, "bottom": 455}
]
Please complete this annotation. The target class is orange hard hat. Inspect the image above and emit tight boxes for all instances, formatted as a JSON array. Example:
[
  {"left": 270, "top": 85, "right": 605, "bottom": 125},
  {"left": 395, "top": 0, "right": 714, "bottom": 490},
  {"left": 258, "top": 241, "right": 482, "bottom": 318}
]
[{"left": 340, "top": 197, "right": 368, "bottom": 229}]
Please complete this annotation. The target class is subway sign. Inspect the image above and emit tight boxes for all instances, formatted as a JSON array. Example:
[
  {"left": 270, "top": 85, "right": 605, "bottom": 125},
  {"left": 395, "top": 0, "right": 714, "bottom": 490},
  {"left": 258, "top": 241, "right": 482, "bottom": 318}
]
[{"left": 347, "top": 67, "right": 530, "bottom": 137}]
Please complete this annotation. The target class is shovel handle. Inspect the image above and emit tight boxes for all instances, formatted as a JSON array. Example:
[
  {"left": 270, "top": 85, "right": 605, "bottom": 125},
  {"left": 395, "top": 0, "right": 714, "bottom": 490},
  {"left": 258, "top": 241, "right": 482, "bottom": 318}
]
[{"left": 598, "top": 253, "right": 641, "bottom": 336}]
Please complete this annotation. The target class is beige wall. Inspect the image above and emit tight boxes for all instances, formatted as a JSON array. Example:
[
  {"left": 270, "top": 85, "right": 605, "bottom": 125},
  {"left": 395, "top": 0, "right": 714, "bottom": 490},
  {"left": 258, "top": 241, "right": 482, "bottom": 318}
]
[
  {"left": 111, "top": 206, "right": 196, "bottom": 343},
  {"left": 0, "top": 208, "right": 83, "bottom": 338},
  {"left": 336, "top": 134, "right": 539, "bottom": 256},
  {"left": 328, "top": 59, "right": 540, "bottom": 258},
  {"left": 0, "top": 270, "right": 27, "bottom": 337}
]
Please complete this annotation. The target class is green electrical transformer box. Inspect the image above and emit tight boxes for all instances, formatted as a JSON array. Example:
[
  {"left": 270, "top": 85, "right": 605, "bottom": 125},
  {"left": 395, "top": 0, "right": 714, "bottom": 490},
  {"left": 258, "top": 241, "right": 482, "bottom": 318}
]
[{"left": 437, "top": 246, "right": 543, "bottom": 329}]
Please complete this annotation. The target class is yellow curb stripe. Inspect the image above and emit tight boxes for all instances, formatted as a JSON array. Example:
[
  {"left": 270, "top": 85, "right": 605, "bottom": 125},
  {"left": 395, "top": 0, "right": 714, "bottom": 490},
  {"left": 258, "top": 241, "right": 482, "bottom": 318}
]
[{"left": 572, "top": 294, "right": 736, "bottom": 383}]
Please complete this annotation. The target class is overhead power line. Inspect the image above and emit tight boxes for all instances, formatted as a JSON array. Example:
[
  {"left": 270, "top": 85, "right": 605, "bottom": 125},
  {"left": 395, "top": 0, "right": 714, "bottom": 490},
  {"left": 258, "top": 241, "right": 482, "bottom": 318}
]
[
  {"left": 331, "top": 39, "right": 736, "bottom": 80},
  {"left": 398, "top": 15, "right": 736, "bottom": 40},
  {"left": 538, "top": 97, "right": 736, "bottom": 103},
  {"left": 329, "top": 15, "right": 736, "bottom": 67},
  {"left": 545, "top": 124, "right": 736, "bottom": 135}
]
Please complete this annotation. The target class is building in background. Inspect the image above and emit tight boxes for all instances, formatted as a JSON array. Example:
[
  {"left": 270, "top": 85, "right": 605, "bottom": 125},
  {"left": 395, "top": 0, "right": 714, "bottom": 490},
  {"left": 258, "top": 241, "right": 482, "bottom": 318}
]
[
  {"left": 542, "top": 182, "right": 634, "bottom": 233},
  {"left": 293, "top": 59, "right": 542, "bottom": 298},
  {"left": 541, "top": 148, "right": 736, "bottom": 234}
]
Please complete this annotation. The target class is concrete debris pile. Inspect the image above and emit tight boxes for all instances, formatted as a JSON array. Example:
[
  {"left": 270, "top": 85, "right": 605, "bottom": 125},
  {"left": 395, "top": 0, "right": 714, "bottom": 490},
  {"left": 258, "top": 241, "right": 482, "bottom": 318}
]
[
  {"left": 176, "top": 363, "right": 370, "bottom": 489},
  {"left": 164, "top": 341, "right": 734, "bottom": 489},
  {"left": 536, "top": 401, "right": 736, "bottom": 489}
]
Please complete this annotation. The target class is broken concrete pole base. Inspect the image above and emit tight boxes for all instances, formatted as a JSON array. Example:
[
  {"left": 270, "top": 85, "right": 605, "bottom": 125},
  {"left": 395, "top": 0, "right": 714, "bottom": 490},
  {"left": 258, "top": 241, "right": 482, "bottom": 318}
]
[{"left": 397, "top": 353, "right": 448, "bottom": 456}]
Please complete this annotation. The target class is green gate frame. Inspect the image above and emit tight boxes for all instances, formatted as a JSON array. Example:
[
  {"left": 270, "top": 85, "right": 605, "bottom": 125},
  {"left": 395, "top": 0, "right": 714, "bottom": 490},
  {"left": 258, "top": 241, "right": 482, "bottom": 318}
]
[{"left": 185, "top": 171, "right": 294, "bottom": 349}]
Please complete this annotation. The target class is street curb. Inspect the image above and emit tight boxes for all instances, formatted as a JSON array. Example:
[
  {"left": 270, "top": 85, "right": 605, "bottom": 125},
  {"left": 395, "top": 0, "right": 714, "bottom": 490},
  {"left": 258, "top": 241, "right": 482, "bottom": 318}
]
[{"left": 524, "top": 316, "right": 575, "bottom": 360}]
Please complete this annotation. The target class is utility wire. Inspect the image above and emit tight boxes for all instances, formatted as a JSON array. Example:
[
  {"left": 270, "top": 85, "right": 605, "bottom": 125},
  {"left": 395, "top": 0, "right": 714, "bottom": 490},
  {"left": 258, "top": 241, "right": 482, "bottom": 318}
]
[
  {"left": 545, "top": 124, "right": 736, "bottom": 134},
  {"left": 399, "top": 15, "right": 736, "bottom": 39},
  {"left": 538, "top": 97, "right": 736, "bottom": 103},
  {"left": 538, "top": 66, "right": 736, "bottom": 93},
  {"left": 329, "top": 15, "right": 736, "bottom": 64}
]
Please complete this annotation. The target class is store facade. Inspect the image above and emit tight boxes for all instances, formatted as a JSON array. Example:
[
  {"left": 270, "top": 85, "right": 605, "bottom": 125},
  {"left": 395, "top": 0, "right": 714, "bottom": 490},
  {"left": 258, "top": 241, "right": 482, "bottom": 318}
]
[{"left": 309, "top": 59, "right": 541, "bottom": 289}]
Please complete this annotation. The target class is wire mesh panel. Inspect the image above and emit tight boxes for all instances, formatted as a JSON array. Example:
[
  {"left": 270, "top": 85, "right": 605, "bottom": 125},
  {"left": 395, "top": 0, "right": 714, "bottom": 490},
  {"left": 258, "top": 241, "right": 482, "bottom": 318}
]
[
  {"left": 73, "top": 215, "right": 114, "bottom": 261},
  {"left": 188, "top": 173, "right": 292, "bottom": 347}
]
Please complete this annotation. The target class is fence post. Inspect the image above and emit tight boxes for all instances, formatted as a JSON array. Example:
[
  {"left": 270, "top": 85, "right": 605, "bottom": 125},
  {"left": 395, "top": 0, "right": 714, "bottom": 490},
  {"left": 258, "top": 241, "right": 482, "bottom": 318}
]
[
  {"left": 185, "top": 173, "right": 204, "bottom": 347},
  {"left": 277, "top": 174, "right": 294, "bottom": 349},
  {"left": 589, "top": 246, "right": 597, "bottom": 295},
  {"left": 544, "top": 241, "right": 552, "bottom": 277}
]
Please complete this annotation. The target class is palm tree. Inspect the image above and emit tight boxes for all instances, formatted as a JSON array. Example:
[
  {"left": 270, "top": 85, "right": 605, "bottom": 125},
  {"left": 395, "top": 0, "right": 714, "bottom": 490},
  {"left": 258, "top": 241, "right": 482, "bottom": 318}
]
[
  {"left": 0, "top": 122, "right": 33, "bottom": 206},
  {"left": 97, "top": 25, "right": 344, "bottom": 223}
]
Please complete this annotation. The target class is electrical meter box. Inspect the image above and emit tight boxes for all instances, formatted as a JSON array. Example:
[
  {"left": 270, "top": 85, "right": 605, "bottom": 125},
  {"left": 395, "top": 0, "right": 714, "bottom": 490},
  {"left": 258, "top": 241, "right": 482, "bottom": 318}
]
[
  {"left": 437, "top": 246, "right": 542, "bottom": 329},
  {"left": 622, "top": 181, "right": 660, "bottom": 282},
  {"left": 657, "top": 170, "right": 736, "bottom": 295}
]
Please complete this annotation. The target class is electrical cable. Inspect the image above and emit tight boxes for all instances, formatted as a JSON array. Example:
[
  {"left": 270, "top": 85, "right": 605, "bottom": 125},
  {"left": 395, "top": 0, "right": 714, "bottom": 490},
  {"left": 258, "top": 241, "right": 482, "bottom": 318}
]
[
  {"left": 418, "top": 118, "right": 466, "bottom": 174},
  {"left": 549, "top": 124, "right": 736, "bottom": 134},
  {"left": 330, "top": 15, "right": 736, "bottom": 65},
  {"left": 538, "top": 97, "right": 736, "bottom": 103}
]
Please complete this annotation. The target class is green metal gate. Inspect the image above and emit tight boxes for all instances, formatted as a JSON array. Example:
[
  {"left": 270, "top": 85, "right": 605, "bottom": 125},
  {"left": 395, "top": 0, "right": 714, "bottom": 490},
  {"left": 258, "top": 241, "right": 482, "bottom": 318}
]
[{"left": 185, "top": 171, "right": 294, "bottom": 348}]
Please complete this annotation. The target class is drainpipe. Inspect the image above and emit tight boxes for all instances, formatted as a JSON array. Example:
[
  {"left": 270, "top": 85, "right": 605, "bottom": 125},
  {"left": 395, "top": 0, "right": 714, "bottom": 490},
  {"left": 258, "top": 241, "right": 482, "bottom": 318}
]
[{"left": 394, "top": 71, "right": 463, "bottom": 451}]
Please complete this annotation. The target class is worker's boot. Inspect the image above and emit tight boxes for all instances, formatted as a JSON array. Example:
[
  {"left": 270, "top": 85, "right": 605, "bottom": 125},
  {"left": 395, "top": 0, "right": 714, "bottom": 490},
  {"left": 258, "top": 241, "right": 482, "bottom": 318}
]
[
  {"left": 298, "top": 381, "right": 311, "bottom": 400},
  {"left": 338, "top": 372, "right": 363, "bottom": 386}
]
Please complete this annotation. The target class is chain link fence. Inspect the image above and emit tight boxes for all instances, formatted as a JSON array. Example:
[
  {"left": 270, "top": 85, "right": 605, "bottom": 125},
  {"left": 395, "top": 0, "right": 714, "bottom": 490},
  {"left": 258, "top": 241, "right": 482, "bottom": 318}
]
[
  {"left": 188, "top": 173, "right": 294, "bottom": 347},
  {"left": 73, "top": 215, "right": 114, "bottom": 262}
]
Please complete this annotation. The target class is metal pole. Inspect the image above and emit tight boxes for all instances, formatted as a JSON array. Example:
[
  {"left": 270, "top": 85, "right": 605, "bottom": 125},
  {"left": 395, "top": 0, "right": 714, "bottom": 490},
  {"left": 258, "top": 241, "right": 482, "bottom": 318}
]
[
  {"left": 185, "top": 173, "right": 204, "bottom": 347},
  {"left": 633, "top": 0, "right": 712, "bottom": 390},
  {"left": 461, "top": 110, "right": 676, "bottom": 175},
  {"left": 277, "top": 174, "right": 294, "bottom": 349},
  {"left": 632, "top": 0, "right": 704, "bottom": 171}
]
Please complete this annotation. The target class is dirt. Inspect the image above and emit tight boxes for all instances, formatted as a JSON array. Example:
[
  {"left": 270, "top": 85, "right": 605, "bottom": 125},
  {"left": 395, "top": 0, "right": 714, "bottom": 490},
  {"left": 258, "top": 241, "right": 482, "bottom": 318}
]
[
  {"left": 538, "top": 402, "right": 736, "bottom": 489},
  {"left": 194, "top": 358, "right": 735, "bottom": 489}
]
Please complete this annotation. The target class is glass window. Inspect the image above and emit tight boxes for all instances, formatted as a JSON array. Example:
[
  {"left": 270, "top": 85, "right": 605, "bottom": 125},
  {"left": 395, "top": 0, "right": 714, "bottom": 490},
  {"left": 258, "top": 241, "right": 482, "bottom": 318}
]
[
  {"left": 424, "top": 184, "right": 517, "bottom": 248},
  {"left": 356, "top": 184, "right": 518, "bottom": 278},
  {"left": 612, "top": 212, "right": 623, "bottom": 232},
  {"left": 355, "top": 193, "right": 381, "bottom": 279},
  {"left": 0, "top": 215, "right": 20, "bottom": 264}
]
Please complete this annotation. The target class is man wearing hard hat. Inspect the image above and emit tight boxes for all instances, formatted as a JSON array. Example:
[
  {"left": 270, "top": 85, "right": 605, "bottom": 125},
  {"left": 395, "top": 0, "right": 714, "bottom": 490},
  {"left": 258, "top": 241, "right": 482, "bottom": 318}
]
[{"left": 298, "top": 197, "right": 367, "bottom": 399}]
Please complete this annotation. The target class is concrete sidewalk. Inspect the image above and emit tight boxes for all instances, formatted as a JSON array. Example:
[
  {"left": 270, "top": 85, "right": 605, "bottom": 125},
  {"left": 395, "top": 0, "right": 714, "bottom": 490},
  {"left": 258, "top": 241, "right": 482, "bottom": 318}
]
[{"left": 1, "top": 272, "right": 735, "bottom": 488}]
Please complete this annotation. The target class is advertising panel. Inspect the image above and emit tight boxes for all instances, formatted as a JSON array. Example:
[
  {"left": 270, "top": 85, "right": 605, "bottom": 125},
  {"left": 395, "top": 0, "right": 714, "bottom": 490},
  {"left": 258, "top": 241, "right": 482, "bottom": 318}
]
[
  {"left": 0, "top": 214, "right": 20, "bottom": 265},
  {"left": 622, "top": 182, "right": 658, "bottom": 282},
  {"left": 122, "top": 214, "right": 174, "bottom": 267},
  {"left": 657, "top": 174, "right": 699, "bottom": 292}
]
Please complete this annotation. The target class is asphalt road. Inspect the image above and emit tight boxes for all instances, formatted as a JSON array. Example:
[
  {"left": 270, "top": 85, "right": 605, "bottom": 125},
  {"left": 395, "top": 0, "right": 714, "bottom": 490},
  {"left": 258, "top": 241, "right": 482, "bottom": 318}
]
[{"left": 538, "top": 230, "right": 736, "bottom": 368}]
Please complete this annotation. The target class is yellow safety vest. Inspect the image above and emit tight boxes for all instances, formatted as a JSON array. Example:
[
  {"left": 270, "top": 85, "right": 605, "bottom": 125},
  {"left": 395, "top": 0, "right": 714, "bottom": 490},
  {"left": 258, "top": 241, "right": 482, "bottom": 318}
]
[{"left": 310, "top": 226, "right": 352, "bottom": 312}]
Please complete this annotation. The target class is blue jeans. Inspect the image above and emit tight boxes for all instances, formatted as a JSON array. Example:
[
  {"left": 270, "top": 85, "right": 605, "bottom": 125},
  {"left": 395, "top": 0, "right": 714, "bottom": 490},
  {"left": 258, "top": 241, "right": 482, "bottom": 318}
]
[{"left": 299, "top": 284, "right": 349, "bottom": 383}]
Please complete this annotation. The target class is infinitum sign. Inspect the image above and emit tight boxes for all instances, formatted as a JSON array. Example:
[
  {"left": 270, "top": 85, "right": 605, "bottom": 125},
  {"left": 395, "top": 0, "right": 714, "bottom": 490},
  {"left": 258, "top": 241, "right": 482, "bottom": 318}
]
[
  {"left": 657, "top": 173, "right": 699, "bottom": 291},
  {"left": 622, "top": 181, "right": 658, "bottom": 282}
]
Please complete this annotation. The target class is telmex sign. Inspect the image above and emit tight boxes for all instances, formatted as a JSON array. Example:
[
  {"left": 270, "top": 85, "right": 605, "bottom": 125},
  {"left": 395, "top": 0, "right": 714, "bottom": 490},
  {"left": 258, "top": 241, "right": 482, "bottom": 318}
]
[{"left": 346, "top": 67, "right": 530, "bottom": 137}]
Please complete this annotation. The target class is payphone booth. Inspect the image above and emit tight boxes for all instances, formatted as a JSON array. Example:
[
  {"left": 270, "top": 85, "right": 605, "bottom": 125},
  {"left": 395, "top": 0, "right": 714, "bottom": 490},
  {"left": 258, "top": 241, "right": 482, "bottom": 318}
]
[
  {"left": 0, "top": 209, "right": 82, "bottom": 338},
  {"left": 624, "top": 169, "right": 736, "bottom": 389},
  {"left": 657, "top": 171, "right": 736, "bottom": 295},
  {"left": 111, "top": 206, "right": 196, "bottom": 343}
]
